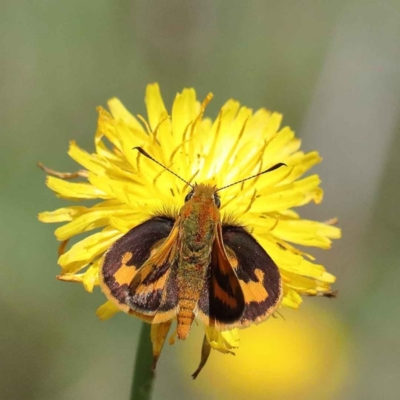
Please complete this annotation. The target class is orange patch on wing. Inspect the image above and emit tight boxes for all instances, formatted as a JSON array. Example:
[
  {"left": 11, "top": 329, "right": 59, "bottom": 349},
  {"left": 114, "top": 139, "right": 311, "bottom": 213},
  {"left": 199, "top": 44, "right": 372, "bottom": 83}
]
[
  {"left": 226, "top": 250, "right": 238, "bottom": 268},
  {"left": 239, "top": 269, "right": 269, "bottom": 304},
  {"left": 129, "top": 266, "right": 177, "bottom": 321},
  {"left": 121, "top": 252, "right": 133, "bottom": 264},
  {"left": 213, "top": 280, "right": 240, "bottom": 308},
  {"left": 136, "top": 269, "right": 169, "bottom": 294},
  {"left": 227, "top": 251, "right": 270, "bottom": 303},
  {"left": 144, "top": 222, "right": 179, "bottom": 268},
  {"left": 114, "top": 263, "right": 138, "bottom": 285}
]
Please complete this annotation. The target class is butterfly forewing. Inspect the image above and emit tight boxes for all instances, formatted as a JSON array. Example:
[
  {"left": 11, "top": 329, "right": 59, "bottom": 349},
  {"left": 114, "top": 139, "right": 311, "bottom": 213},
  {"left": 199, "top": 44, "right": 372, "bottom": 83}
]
[{"left": 100, "top": 216, "right": 178, "bottom": 320}]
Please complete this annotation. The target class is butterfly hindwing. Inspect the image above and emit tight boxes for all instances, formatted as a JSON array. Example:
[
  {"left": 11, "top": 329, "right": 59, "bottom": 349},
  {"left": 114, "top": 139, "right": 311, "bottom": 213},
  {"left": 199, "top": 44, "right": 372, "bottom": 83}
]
[
  {"left": 222, "top": 225, "right": 282, "bottom": 326},
  {"left": 100, "top": 216, "right": 179, "bottom": 320},
  {"left": 196, "top": 224, "right": 245, "bottom": 327},
  {"left": 196, "top": 224, "right": 282, "bottom": 329}
]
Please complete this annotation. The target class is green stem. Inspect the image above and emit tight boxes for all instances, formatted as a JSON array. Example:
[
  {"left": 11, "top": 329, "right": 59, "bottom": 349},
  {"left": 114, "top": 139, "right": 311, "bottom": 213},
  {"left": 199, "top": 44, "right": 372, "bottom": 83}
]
[{"left": 130, "top": 323, "right": 155, "bottom": 400}]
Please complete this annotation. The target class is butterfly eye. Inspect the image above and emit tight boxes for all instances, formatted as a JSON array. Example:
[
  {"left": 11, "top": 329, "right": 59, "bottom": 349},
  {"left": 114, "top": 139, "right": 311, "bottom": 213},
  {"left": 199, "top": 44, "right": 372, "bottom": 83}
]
[
  {"left": 184, "top": 191, "right": 194, "bottom": 202},
  {"left": 214, "top": 194, "right": 221, "bottom": 208}
]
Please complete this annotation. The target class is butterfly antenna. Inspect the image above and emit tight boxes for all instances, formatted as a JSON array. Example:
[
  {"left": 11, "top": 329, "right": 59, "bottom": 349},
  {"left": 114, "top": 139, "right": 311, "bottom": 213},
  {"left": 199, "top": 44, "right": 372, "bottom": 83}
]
[
  {"left": 133, "top": 147, "right": 193, "bottom": 188},
  {"left": 216, "top": 163, "right": 286, "bottom": 192}
]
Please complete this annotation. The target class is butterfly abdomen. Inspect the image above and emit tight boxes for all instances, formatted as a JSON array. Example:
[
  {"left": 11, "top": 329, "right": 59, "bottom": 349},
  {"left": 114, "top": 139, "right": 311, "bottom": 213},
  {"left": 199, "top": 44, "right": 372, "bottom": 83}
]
[
  {"left": 176, "top": 257, "right": 213, "bottom": 339},
  {"left": 176, "top": 295, "right": 198, "bottom": 339}
]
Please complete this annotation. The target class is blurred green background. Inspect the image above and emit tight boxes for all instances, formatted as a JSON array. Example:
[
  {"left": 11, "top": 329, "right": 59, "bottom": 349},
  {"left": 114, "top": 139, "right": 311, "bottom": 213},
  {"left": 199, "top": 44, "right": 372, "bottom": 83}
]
[{"left": 2, "top": 1, "right": 400, "bottom": 399}]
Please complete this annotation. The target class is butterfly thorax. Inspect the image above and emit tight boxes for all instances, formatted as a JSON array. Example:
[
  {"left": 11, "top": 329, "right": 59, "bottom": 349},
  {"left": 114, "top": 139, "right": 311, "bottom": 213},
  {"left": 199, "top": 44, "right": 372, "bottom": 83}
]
[{"left": 175, "top": 184, "right": 220, "bottom": 339}]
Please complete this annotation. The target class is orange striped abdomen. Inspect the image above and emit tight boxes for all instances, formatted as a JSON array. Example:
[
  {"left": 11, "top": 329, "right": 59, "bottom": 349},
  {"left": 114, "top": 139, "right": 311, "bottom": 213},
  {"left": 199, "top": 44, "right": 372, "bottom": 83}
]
[
  {"left": 177, "top": 297, "right": 197, "bottom": 339},
  {"left": 176, "top": 260, "right": 210, "bottom": 339}
]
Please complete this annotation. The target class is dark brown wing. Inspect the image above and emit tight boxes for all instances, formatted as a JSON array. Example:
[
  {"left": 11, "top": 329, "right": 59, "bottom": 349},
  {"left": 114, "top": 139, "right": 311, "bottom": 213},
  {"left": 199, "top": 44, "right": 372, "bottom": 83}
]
[
  {"left": 197, "top": 224, "right": 282, "bottom": 329},
  {"left": 223, "top": 225, "right": 282, "bottom": 326},
  {"left": 100, "top": 216, "right": 179, "bottom": 322},
  {"left": 196, "top": 223, "right": 245, "bottom": 328}
]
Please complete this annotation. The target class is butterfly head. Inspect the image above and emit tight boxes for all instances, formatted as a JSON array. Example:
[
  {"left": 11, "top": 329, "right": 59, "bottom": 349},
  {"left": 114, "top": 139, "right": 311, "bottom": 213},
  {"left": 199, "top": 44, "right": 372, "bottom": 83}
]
[{"left": 184, "top": 184, "right": 221, "bottom": 209}]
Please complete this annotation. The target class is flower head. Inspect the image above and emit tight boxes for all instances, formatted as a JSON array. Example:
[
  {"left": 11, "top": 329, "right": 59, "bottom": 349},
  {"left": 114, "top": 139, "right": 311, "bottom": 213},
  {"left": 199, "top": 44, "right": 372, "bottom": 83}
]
[{"left": 39, "top": 83, "right": 340, "bottom": 374}]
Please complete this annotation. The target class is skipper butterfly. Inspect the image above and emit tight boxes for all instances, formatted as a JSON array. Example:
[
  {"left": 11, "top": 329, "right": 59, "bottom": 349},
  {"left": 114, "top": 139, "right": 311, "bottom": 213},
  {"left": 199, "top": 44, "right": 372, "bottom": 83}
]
[{"left": 99, "top": 148, "right": 286, "bottom": 373}]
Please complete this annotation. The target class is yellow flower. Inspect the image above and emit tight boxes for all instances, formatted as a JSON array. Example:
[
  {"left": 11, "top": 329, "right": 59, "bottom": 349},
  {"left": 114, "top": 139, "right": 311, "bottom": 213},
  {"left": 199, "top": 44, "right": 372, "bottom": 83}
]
[{"left": 39, "top": 83, "right": 340, "bottom": 375}]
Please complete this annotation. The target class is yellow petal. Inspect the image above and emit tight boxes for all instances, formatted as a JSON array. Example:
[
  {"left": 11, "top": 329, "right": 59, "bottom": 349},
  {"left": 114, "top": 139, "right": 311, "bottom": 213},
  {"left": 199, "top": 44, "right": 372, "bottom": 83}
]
[
  {"left": 257, "top": 235, "right": 335, "bottom": 282},
  {"left": 282, "top": 151, "right": 322, "bottom": 184},
  {"left": 55, "top": 202, "right": 131, "bottom": 240},
  {"left": 247, "top": 107, "right": 272, "bottom": 135},
  {"left": 96, "top": 107, "right": 123, "bottom": 150},
  {"left": 56, "top": 273, "right": 84, "bottom": 284},
  {"left": 96, "top": 300, "right": 120, "bottom": 320},
  {"left": 246, "top": 187, "right": 304, "bottom": 214},
  {"left": 263, "top": 126, "right": 296, "bottom": 162},
  {"left": 67, "top": 141, "right": 107, "bottom": 175},
  {"left": 282, "top": 286, "right": 303, "bottom": 309},
  {"left": 38, "top": 206, "right": 87, "bottom": 223},
  {"left": 88, "top": 173, "right": 147, "bottom": 201},
  {"left": 172, "top": 88, "right": 200, "bottom": 140},
  {"left": 246, "top": 175, "right": 322, "bottom": 215},
  {"left": 271, "top": 219, "right": 342, "bottom": 249},
  {"left": 94, "top": 126, "right": 126, "bottom": 163},
  {"left": 145, "top": 83, "right": 169, "bottom": 132},
  {"left": 264, "top": 112, "right": 283, "bottom": 139},
  {"left": 82, "top": 258, "right": 101, "bottom": 292},
  {"left": 107, "top": 97, "right": 146, "bottom": 133},
  {"left": 204, "top": 326, "right": 240, "bottom": 354},
  {"left": 46, "top": 176, "right": 111, "bottom": 200},
  {"left": 58, "top": 229, "right": 123, "bottom": 273},
  {"left": 282, "top": 271, "right": 333, "bottom": 295}
]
